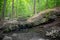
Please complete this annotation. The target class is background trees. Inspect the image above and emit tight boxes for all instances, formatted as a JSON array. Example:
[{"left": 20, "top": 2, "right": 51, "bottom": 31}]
[{"left": 0, "top": 0, "right": 60, "bottom": 19}]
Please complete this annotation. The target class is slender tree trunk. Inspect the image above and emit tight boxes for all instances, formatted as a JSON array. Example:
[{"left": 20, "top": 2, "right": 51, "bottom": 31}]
[
  {"left": 34, "top": 0, "right": 36, "bottom": 14},
  {"left": 55, "top": 0, "right": 57, "bottom": 7},
  {"left": 12, "top": 0, "right": 14, "bottom": 19},
  {"left": 46, "top": 0, "right": 48, "bottom": 9},
  {"left": 2, "top": 0, "right": 6, "bottom": 20},
  {"left": 16, "top": 0, "right": 18, "bottom": 18},
  {"left": 0, "top": 0, "right": 6, "bottom": 29},
  {"left": 38, "top": 0, "right": 40, "bottom": 13}
]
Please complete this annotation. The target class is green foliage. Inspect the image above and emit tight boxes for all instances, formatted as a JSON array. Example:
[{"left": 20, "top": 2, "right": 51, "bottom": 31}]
[
  {"left": 0, "top": 0, "right": 60, "bottom": 19},
  {"left": 0, "top": 0, "right": 4, "bottom": 17}
]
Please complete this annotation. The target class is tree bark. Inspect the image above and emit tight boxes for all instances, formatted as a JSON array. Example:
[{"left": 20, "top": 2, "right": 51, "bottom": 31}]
[
  {"left": 34, "top": 0, "right": 36, "bottom": 14},
  {"left": 0, "top": 0, "right": 6, "bottom": 28},
  {"left": 12, "top": 0, "right": 14, "bottom": 18},
  {"left": 2, "top": 0, "right": 6, "bottom": 20}
]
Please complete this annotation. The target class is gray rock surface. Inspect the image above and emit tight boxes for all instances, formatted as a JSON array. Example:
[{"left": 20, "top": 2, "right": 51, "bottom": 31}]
[
  {"left": 3, "top": 32, "right": 48, "bottom": 40},
  {"left": 3, "top": 36, "right": 12, "bottom": 40}
]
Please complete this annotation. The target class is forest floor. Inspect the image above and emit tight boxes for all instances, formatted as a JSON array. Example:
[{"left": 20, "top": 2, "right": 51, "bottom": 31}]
[
  {"left": 2, "top": 18, "right": 60, "bottom": 40},
  {"left": 0, "top": 7, "right": 60, "bottom": 40}
]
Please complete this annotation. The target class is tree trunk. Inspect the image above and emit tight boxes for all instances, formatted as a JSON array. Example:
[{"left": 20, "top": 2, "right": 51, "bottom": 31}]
[
  {"left": 0, "top": 0, "right": 6, "bottom": 27},
  {"left": 34, "top": 0, "right": 36, "bottom": 14},
  {"left": 46, "top": 0, "right": 48, "bottom": 9},
  {"left": 12, "top": 0, "right": 14, "bottom": 19},
  {"left": 2, "top": 0, "right": 6, "bottom": 20}
]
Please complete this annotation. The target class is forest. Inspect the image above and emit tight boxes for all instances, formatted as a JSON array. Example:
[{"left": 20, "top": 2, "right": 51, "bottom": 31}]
[{"left": 0, "top": 0, "right": 60, "bottom": 40}]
